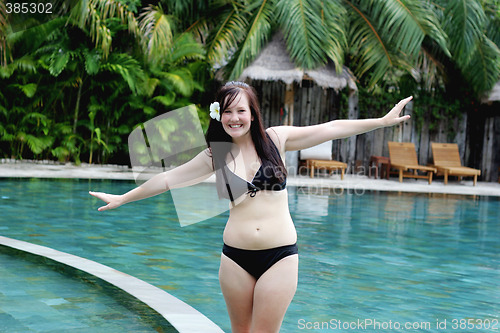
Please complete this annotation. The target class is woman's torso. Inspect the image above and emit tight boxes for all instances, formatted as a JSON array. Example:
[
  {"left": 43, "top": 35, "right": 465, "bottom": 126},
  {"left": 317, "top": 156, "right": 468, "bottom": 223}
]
[
  {"left": 223, "top": 189, "right": 297, "bottom": 249},
  {"left": 220, "top": 130, "right": 296, "bottom": 250}
]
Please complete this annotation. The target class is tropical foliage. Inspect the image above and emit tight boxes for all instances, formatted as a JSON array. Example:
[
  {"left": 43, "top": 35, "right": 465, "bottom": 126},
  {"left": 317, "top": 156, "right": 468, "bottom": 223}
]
[
  {"left": 0, "top": 0, "right": 208, "bottom": 163},
  {"left": 0, "top": 0, "right": 499, "bottom": 163},
  {"left": 189, "top": 0, "right": 499, "bottom": 94}
]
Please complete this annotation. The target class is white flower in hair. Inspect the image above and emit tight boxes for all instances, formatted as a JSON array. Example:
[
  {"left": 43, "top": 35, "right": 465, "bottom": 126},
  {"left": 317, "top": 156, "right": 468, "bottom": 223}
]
[{"left": 210, "top": 102, "right": 220, "bottom": 121}]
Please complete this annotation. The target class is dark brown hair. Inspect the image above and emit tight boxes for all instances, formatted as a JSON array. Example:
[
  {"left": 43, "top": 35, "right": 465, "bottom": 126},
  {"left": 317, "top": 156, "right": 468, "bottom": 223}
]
[{"left": 206, "top": 81, "right": 287, "bottom": 182}]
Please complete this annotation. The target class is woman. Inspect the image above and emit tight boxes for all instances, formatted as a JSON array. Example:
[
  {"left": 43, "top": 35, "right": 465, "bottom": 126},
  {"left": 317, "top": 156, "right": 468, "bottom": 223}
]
[{"left": 90, "top": 81, "right": 411, "bottom": 332}]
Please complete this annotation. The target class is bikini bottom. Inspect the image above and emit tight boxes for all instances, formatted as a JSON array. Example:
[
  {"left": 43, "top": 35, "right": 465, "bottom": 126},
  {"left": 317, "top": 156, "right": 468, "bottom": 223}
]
[{"left": 222, "top": 243, "right": 298, "bottom": 280}]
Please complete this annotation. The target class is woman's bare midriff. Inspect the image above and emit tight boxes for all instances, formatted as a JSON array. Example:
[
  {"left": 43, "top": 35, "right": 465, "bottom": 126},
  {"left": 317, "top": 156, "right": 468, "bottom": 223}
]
[{"left": 223, "top": 189, "right": 297, "bottom": 250}]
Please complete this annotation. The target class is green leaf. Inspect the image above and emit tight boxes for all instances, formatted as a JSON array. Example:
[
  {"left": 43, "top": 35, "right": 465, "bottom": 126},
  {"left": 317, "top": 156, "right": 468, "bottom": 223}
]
[
  {"left": 15, "top": 83, "right": 37, "bottom": 98},
  {"left": 162, "top": 68, "right": 194, "bottom": 96},
  {"left": 443, "top": 0, "right": 486, "bottom": 68},
  {"left": 462, "top": 35, "right": 500, "bottom": 96},
  {"left": 167, "top": 33, "right": 205, "bottom": 65},
  {"left": 152, "top": 92, "right": 176, "bottom": 107},
  {"left": 277, "top": 0, "right": 327, "bottom": 69},
  {"left": 84, "top": 49, "right": 101, "bottom": 75},
  {"left": 205, "top": 3, "right": 248, "bottom": 66},
  {"left": 101, "top": 53, "right": 146, "bottom": 95},
  {"left": 138, "top": 5, "right": 174, "bottom": 65},
  {"left": 49, "top": 49, "right": 70, "bottom": 76},
  {"left": 24, "top": 134, "right": 54, "bottom": 154},
  {"left": 228, "top": 0, "right": 274, "bottom": 79}
]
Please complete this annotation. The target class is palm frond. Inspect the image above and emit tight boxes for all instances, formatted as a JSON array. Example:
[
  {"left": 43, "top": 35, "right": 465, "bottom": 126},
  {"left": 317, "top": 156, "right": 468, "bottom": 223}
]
[
  {"left": 138, "top": 5, "right": 174, "bottom": 65},
  {"left": 162, "top": 68, "right": 194, "bottom": 96},
  {"left": 485, "top": 0, "right": 500, "bottom": 48},
  {"left": 152, "top": 93, "right": 176, "bottom": 107},
  {"left": 83, "top": 48, "right": 101, "bottom": 75},
  {"left": 346, "top": 0, "right": 395, "bottom": 86},
  {"left": 14, "top": 83, "right": 37, "bottom": 98},
  {"left": 321, "top": 0, "right": 347, "bottom": 70},
  {"left": 70, "top": 0, "right": 139, "bottom": 58},
  {"left": 0, "top": 2, "right": 7, "bottom": 29},
  {"left": 0, "top": 56, "right": 37, "bottom": 78},
  {"left": 18, "top": 133, "right": 54, "bottom": 155},
  {"left": 144, "top": 77, "right": 161, "bottom": 97},
  {"left": 462, "top": 35, "right": 500, "bottom": 95},
  {"left": 277, "top": 0, "right": 326, "bottom": 69},
  {"left": 167, "top": 33, "right": 205, "bottom": 66},
  {"left": 205, "top": 3, "right": 249, "bottom": 67},
  {"left": 443, "top": 0, "right": 486, "bottom": 68},
  {"left": 414, "top": 46, "right": 446, "bottom": 91},
  {"left": 379, "top": 0, "right": 449, "bottom": 59},
  {"left": 49, "top": 49, "right": 70, "bottom": 76},
  {"left": 227, "top": 0, "right": 275, "bottom": 79},
  {"left": 101, "top": 53, "right": 146, "bottom": 95}
]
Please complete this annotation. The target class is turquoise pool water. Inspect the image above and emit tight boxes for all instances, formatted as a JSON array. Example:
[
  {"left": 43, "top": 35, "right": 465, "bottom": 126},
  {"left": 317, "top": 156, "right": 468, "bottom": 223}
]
[
  {"left": 1, "top": 178, "right": 499, "bottom": 332},
  {"left": 0, "top": 247, "right": 173, "bottom": 332}
]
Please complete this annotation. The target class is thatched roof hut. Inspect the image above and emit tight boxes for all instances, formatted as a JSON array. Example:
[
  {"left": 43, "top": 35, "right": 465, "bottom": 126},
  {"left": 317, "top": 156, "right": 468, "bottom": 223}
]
[
  {"left": 482, "top": 80, "right": 500, "bottom": 103},
  {"left": 236, "top": 32, "right": 357, "bottom": 128},
  {"left": 238, "top": 33, "right": 357, "bottom": 92}
]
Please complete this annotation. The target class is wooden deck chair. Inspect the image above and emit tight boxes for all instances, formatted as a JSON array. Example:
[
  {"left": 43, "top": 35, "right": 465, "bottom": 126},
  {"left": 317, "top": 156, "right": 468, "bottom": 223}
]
[
  {"left": 388, "top": 142, "right": 436, "bottom": 184},
  {"left": 430, "top": 142, "right": 481, "bottom": 186},
  {"left": 299, "top": 141, "right": 347, "bottom": 179}
]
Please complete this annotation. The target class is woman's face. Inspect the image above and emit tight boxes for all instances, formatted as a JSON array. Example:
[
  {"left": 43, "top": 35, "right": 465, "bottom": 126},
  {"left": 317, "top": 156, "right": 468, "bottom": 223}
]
[{"left": 221, "top": 92, "right": 254, "bottom": 140}]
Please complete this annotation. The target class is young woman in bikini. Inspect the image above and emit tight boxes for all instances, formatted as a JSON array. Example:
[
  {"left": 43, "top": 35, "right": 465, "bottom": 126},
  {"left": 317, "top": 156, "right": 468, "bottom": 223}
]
[{"left": 90, "top": 81, "right": 411, "bottom": 332}]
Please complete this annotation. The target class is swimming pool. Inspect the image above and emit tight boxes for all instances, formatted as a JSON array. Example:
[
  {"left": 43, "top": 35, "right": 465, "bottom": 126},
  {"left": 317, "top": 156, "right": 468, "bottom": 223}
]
[
  {"left": 0, "top": 246, "right": 174, "bottom": 332},
  {"left": 1, "top": 178, "right": 499, "bottom": 332}
]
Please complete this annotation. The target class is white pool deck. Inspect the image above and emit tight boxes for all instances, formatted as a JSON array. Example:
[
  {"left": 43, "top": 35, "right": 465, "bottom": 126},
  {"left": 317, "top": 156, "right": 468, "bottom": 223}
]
[
  {"left": 1, "top": 160, "right": 499, "bottom": 197},
  {"left": 1, "top": 160, "right": 499, "bottom": 333}
]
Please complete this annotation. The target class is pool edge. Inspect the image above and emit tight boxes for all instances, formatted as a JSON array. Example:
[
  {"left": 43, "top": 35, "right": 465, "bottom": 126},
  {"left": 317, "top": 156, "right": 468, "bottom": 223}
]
[{"left": 0, "top": 235, "right": 224, "bottom": 333}]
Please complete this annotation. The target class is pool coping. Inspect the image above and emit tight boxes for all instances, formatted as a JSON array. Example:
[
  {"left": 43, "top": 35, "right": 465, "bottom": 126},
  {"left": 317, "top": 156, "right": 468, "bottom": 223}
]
[
  {"left": 0, "top": 235, "right": 224, "bottom": 333},
  {"left": 1, "top": 160, "right": 500, "bottom": 197}
]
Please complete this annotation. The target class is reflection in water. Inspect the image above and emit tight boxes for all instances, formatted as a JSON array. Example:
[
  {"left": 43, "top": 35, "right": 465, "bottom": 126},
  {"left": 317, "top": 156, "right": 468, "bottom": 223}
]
[{"left": 291, "top": 190, "right": 499, "bottom": 332}]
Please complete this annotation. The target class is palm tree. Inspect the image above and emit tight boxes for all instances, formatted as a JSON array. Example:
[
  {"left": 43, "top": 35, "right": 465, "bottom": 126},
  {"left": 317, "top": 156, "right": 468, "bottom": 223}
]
[
  {"left": 435, "top": 0, "right": 500, "bottom": 96},
  {"left": 171, "top": 0, "right": 498, "bottom": 97}
]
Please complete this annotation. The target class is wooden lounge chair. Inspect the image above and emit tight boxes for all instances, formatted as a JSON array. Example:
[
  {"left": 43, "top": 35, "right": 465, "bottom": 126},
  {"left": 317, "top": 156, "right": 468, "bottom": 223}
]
[
  {"left": 388, "top": 142, "right": 436, "bottom": 184},
  {"left": 430, "top": 142, "right": 481, "bottom": 186},
  {"left": 300, "top": 141, "right": 347, "bottom": 179}
]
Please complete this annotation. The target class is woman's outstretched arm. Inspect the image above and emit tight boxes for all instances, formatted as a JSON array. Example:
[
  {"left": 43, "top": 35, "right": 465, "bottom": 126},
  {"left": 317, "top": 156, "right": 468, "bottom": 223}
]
[
  {"left": 274, "top": 96, "right": 412, "bottom": 151},
  {"left": 89, "top": 149, "right": 214, "bottom": 211}
]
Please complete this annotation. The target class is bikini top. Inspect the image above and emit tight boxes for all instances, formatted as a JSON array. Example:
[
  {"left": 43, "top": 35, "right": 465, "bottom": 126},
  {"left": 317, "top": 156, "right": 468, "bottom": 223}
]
[{"left": 216, "top": 138, "right": 287, "bottom": 201}]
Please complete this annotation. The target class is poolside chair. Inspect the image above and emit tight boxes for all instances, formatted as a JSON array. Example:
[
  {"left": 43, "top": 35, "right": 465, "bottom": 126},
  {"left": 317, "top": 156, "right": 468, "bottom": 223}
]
[
  {"left": 299, "top": 141, "right": 347, "bottom": 179},
  {"left": 430, "top": 142, "right": 481, "bottom": 186},
  {"left": 387, "top": 142, "right": 436, "bottom": 184}
]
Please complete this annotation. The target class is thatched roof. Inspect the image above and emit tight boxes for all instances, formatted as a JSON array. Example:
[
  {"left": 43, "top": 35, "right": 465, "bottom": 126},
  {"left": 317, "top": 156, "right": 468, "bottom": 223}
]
[
  {"left": 482, "top": 80, "right": 500, "bottom": 103},
  {"left": 238, "top": 32, "right": 357, "bottom": 91}
]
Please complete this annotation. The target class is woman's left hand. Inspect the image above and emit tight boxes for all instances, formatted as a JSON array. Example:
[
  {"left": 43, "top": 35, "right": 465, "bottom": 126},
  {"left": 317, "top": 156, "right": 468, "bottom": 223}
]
[{"left": 381, "top": 96, "right": 412, "bottom": 127}]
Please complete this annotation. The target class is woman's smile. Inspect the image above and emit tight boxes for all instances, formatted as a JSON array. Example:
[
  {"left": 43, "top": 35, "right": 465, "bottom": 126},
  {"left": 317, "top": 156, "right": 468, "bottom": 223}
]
[{"left": 222, "top": 92, "right": 253, "bottom": 138}]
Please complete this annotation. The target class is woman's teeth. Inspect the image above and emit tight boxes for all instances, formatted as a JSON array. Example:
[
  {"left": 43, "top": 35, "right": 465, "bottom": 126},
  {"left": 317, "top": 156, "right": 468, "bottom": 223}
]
[{"left": 229, "top": 124, "right": 242, "bottom": 128}]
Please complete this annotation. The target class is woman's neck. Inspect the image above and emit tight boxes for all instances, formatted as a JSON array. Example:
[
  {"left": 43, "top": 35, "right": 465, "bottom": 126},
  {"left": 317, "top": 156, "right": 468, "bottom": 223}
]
[{"left": 232, "top": 132, "right": 254, "bottom": 149}]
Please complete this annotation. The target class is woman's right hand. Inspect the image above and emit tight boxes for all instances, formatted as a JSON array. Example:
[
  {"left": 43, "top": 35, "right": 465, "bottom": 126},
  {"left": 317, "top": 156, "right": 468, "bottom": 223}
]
[{"left": 89, "top": 191, "right": 124, "bottom": 211}]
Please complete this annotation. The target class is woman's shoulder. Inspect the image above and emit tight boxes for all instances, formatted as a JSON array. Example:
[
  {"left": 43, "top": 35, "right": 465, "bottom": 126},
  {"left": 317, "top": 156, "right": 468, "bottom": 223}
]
[{"left": 266, "top": 127, "right": 286, "bottom": 152}]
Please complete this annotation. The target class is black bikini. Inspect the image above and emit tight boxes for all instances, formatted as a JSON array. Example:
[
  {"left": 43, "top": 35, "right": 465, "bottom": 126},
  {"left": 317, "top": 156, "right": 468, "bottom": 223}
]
[
  {"left": 216, "top": 136, "right": 297, "bottom": 279},
  {"left": 222, "top": 243, "right": 298, "bottom": 280},
  {"left": 216, "top": 136, "right": 287, "bottom": 201}
]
